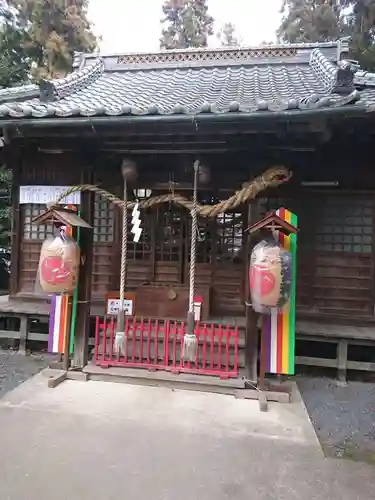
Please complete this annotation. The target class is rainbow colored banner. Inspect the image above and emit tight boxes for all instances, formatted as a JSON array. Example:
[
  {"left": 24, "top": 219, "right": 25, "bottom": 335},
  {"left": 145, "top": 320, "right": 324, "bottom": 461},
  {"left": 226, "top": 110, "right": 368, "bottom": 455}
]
[
  {"left": 48, "top": 295, "right": 71, "bottom": 354},
  {"left": 262, "top": 207, "right": 298, "bottom": 375}
]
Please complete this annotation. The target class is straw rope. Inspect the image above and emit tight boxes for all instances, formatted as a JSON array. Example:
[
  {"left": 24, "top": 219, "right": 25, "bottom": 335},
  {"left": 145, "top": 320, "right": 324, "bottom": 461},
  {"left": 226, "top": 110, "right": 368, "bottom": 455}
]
[{"left": 48, "top": 166, "right": 291, "bottom": 218}]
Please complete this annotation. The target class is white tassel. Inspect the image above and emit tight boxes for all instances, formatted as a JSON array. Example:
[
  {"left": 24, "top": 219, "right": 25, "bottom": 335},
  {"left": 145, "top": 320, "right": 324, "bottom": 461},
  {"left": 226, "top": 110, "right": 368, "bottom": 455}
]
[
  {"left": 182, "top": 332, "right": 197, "bottom": 362},
  {"left": 114, "top": 331, "right": 125, "bottom": 356}
]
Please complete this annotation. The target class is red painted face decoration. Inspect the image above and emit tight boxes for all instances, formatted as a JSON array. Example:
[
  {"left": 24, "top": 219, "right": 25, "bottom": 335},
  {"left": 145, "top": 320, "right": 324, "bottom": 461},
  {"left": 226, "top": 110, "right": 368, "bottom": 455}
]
[
  {"left": 40, "top": 256, "right": 71, "bottom": 285},
  {"left": 250, "top": 265, "right": 276, "bottom": 297},
  {"left": 38, "top": 235, "right": 80, "bottom": 295},
  {"left": 249, "top": 240, "right": 292, "bottom": 314}
]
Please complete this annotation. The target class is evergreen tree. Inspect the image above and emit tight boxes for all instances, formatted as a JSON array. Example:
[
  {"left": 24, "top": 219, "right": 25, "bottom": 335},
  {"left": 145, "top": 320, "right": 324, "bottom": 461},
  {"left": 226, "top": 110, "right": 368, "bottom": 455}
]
[
  {"left": 276, "top": 0, "right": 375, "bottom": 70},
  {"left": 216, "top": 22, "right": 241, "bottom": 47},
  {"left": 160, "top": 0, "right": 214, "bottom": 49},
  {"left": 0, "top": 1, "right": 29, "bottom": 87},
  {"left": 344, "top": 0, "right": 375, "bottom": 70},
  {"left": 9, "top": 0, "right": 97, "bottom": 79},
  {"left": 277, "top": 0, "right": 344, "bottom": 43}
]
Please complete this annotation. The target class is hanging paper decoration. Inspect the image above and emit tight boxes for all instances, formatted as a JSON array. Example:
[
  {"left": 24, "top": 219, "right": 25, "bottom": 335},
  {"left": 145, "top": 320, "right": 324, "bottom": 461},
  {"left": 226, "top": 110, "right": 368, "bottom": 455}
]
[
  {"left": 38, "top": 229, "right": 80, "bottom": 295},
  {"left": 131, "top": 201, "right": 142, "bottom": 243},
  {"left": 48, "top": 294, "right": 71, "bottom": 354},
  {"left": 249, "top": 239, "right": 292, "bottom": 314}
]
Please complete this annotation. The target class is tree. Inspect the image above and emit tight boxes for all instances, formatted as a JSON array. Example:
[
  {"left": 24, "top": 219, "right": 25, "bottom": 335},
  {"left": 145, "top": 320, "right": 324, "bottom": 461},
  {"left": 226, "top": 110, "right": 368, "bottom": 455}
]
[
  {"left": 160, "top": 0, "right": 214, "bottom": 49},
  {"left": 216, "top": 22, "right": 242, "bottom": 47},
  {"left": 276, "top": 0, "right": 375, "bottom": 70},
  {"left": 0, "top": 1, "right": 30, "bottom": 87},
  {"left": 9, "top": 0, "right": 97, "bottom": 79},
  {"left": 344, "top": 0, "right": 375, "bottom": 70},
  {"left": 277, "top": 0, "right": 344, "bottom": 43}
]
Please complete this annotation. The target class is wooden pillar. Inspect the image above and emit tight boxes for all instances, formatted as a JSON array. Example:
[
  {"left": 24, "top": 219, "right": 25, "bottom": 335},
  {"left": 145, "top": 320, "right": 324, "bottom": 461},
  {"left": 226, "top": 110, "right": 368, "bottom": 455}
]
[
  {"left": 9, "top": 147, "right": 21, "bottom": 297},
  {"left": 337, "top": 339, "right": 348, "bottom": 385},
  {"left": 244, "top": 199, "right": 261, "bottom": 384},
  {"left": 73, "top": 169, "right": 94, "bottom": 368}
]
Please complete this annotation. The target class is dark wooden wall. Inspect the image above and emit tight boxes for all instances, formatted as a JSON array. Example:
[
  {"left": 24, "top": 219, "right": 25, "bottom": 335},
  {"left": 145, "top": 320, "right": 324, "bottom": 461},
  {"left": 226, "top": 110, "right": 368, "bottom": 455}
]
[{"left": 12, "top": 147, "right": 375, "bottom": 325}]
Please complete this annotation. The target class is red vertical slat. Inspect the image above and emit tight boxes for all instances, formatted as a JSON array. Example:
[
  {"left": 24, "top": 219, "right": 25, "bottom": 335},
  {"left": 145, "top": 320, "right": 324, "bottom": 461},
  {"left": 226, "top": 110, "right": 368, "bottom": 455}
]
[
  {"left": 124, "top": 318, "right": 129, "bottom": 363},
  {"left": 180, "top": 322, "right": 185, "bottom": 368},
  {"left": 154, "top": 320, "right": 159, "bottom": 364},
  {"left": 131, "top": 317, "right": 136, "bottom": 362},
  {"left": 202, "top": 324, "right": 207, "bottom": 370},
  {"left": 101, "top": 316, "right": 107, "bottom": 362},
  {"left": 210, "top": 324, "right": 214, "bottom": 370},
  {"left": 217, "top": 324, "right": 223, "bottom": 371},
  {"left": 195, "top": 322, "right": 199, "bottom": 369},
  {"left": 109, "top": 317, "right": 114, "bottom": 361},
  {"left": 225, "top": 325, "right": 230, "bottom": 373},
  {"left": 94, "top": 316, "right": 100, "bottom": 363},
  {"left": 172, "top": 321, "right": 177, "bottom": 368},
  {"left": 146, "top": 319, "right": 151, "bottom": 364},
  {"left": 163, "top": 320, "right": 169, "bottom": 368},
  {"left": 139, "top": 318, "right": 144, "bottom": 363},
  {"left": 233, "top": 327, "right": 239, "bottom": 374}
]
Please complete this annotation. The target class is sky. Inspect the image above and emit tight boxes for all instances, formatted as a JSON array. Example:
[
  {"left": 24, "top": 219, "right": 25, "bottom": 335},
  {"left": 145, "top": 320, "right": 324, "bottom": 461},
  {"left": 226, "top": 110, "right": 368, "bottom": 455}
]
[{"left": 88, "top": 0, "right": 283, "bottom": 54}]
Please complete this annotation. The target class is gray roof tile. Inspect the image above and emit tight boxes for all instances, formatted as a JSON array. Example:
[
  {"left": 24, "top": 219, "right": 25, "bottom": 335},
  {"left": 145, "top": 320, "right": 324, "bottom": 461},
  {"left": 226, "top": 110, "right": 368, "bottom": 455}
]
[{"left": 0, "top": 42, "right": 373, "bottom": 121}]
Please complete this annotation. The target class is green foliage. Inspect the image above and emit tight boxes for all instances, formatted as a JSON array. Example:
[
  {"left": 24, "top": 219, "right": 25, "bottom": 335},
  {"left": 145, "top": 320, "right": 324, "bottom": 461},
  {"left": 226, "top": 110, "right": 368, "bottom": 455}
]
[
  {"left": 277, "top": 0, "right": 344, "bottom": 43},
  {"left": 216, "top": 22, "right": 241, "bottom": 47},
  {"left": 277, "top": 0, "right": 375, "bottom": 71},
  {"left": 344, "top": 0, "right": 375, "bottom": 70},
  {"left": 9, "top": 0, "right": 97, "bottom": 79},
  {"left": 0, "top": 1, "right": 30, "bottom": 87},
  {"left": 160, "top": 0, "right": 214, "bottom": 49}
]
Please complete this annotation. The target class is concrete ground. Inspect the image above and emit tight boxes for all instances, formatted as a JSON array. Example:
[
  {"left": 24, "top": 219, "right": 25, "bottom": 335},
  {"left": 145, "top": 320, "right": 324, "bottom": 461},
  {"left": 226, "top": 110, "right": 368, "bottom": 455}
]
[{"left": 0, "top": 374, "right": 374, "bottom": 500}]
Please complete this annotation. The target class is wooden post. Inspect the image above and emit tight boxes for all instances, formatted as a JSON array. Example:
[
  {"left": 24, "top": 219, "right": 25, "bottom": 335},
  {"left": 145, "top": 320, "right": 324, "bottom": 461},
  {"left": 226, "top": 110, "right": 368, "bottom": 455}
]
[
  {"left": 244, "top": 199, "right": 260, "bottom": 384},
  {"left": 18, "top": 315, "right": 28, "bottom": 355},
  {"left": 72, "top": 175, "right": 94, "bottom": 368},
  {"left": 337, "top": 339, "right": 348, "bottom": 385},
  {"left": 9, "top": 149, "right": 21, "bottom": 297}
]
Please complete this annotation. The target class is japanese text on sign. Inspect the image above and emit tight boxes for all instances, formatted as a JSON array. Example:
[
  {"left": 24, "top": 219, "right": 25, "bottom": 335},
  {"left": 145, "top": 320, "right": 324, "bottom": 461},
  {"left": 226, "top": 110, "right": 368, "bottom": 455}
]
[{"left": 106, "top": 298, "right": 133, "bottom": 316}]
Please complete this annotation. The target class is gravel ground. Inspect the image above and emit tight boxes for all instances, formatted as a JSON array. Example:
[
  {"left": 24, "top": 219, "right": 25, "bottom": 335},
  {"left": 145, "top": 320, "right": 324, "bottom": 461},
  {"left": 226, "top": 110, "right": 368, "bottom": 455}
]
[
  {"left": 0, "top": 349, "right": 49, "bottom": 398},
  {"left": 297, "top": 376, "right": 375, "bottom": 463}
]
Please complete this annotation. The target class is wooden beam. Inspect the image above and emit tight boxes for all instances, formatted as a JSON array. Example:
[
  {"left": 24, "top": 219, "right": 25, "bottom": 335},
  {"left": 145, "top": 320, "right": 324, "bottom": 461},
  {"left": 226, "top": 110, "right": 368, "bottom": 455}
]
[{"left": 72, "top": 166, "right": 94, "bottom": 368}]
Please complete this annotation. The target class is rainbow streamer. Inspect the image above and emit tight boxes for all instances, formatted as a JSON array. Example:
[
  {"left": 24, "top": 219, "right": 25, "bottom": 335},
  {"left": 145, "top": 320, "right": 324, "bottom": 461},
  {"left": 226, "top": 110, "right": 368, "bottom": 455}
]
[
  {"left": 48, "top": 295, "right": 70, "bottom": 354},
  {"left": 262, "top": 207, "right": 298, "bottom": 375}
]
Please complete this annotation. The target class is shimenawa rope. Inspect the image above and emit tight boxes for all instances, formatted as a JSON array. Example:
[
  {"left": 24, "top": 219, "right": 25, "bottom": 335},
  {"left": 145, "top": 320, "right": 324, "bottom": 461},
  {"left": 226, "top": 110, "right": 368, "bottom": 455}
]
[{"left": 48, "top": 166, "right": 291, "bottom": 218}]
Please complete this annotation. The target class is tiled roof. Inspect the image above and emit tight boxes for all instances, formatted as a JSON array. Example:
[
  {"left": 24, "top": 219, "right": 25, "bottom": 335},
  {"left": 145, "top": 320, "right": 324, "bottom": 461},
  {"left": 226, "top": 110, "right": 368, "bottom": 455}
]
[{"left": 0, "top": 40, "right": 374, "bottom": 121}]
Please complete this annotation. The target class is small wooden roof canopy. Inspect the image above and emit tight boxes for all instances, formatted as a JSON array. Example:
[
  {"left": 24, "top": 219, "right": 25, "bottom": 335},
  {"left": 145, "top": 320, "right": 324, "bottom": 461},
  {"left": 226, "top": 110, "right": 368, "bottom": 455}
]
[
  {"left": 32, "top": 206, "right": 92, "bottom": 229},
  {"left": 246, "top": 211, "right": 298, "bottom": 235}
]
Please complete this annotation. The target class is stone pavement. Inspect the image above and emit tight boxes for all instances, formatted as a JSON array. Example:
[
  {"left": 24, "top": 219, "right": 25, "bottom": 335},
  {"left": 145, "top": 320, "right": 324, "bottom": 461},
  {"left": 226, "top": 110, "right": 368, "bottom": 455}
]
[{"left": 0, "top": 373, "right": 374, "bottom": 500}]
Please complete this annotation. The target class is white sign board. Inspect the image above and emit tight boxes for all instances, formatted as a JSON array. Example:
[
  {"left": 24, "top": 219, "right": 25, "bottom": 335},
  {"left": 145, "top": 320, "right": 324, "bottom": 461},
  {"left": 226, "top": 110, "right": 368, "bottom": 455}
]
[
  {"left": 106, "top": 298, "right": 133, "bottom": 316},
  {"left": 19, "top": 186, "right": 81, "bottom": 205}
]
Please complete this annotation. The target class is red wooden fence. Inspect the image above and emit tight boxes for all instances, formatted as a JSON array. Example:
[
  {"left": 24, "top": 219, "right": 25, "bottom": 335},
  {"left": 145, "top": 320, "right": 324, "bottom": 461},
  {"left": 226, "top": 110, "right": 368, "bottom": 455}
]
[{"left": 94, "top": 316, "right": 239, "bottom": 379}]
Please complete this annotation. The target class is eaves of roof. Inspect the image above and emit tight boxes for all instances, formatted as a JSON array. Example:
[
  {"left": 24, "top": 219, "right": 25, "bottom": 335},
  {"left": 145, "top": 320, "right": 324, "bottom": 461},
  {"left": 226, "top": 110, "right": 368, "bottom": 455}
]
[{"left": 0, "top": 42, "right": 374, "bottom": 127}]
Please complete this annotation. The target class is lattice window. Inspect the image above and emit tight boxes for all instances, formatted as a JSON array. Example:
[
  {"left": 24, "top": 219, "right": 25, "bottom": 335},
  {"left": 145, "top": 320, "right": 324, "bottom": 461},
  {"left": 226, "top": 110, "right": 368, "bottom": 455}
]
[
  {"left": 316, "top": 197, "right": 373, "bottom": 254},
  {"left": 215, "top": 212, "right": 244, "bottom": 263},
  {"left": 155, "top": 206, "right": 184, "bottom": 262},
  {"left": 93, "top": 194, "right": 114, "bottom": 243},
  {"left": 23, "top": 204, "right": 53, "bottom": 240}
]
